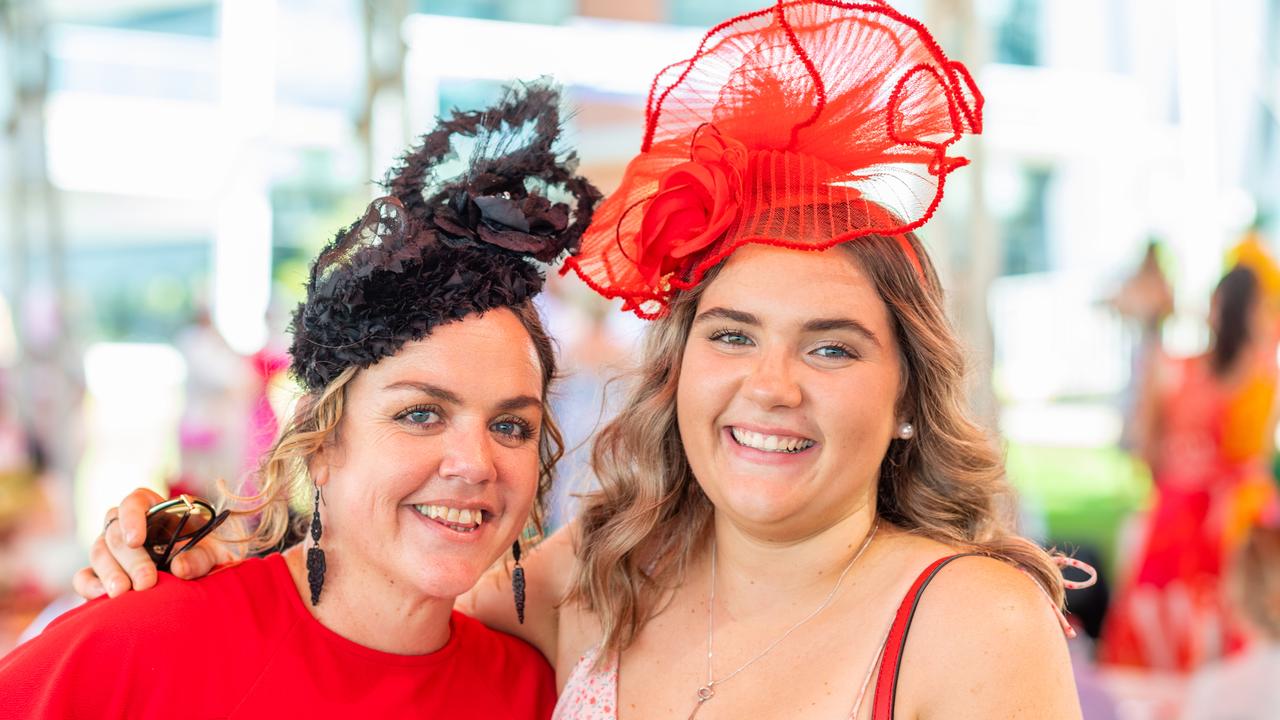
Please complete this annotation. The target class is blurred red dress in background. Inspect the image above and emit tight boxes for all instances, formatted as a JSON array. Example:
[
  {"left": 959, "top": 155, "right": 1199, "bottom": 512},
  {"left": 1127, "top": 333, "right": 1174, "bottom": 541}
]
[{"left": 1101, "top": 350, "right": 1279, "bottom": 671}]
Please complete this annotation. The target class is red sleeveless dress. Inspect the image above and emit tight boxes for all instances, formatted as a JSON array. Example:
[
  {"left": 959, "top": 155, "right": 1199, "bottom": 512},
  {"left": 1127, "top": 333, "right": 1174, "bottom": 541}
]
[{"left": 1101, "top": 355, "right": 1278, "bottom": 671}]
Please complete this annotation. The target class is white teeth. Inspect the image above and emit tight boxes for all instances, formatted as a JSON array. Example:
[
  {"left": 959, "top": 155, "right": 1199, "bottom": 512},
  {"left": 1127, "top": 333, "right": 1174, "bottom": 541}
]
[
  {"left": 730, "top": 427, "right": 815, "bottom": 454},
  {"left": 412, "top": 504, "right": 484, "bottom": 527}
]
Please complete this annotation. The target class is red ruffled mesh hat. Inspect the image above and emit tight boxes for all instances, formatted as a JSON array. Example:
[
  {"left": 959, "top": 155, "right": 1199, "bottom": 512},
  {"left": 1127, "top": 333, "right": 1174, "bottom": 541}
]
[{"left": 561, "top": 0, "right": 982, "bottom": 318}]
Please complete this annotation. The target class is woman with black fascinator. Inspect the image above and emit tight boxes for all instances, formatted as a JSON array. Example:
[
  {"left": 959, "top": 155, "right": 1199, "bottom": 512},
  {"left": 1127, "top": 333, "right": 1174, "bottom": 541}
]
[{"left": 0, "top": 82, "right": 599, "bottom": 719}]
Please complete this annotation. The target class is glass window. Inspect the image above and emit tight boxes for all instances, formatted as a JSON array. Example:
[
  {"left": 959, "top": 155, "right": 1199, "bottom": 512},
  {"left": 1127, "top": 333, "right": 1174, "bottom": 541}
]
[
  {"left": 414, "top": 0, "right": 573, "bottom": 25},
  {"left": 70, "top": 242, "right": 207, "bottom": 341},
  {"left": 1001, "top": 168, "right": 1053, "bottom": 276},
  {"left": 666, "top": 0, "right": 765, "bottom": 27},
  {"left": 70, "top": 4, "right": 218, "bottom": 37},
  {"left": 993, "top": 0, "right": 1040, "bottom": 67}
]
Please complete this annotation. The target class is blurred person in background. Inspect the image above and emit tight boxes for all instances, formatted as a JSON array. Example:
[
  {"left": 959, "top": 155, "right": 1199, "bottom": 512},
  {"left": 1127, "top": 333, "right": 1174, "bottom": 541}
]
[
  {"left": 0, "top": 367, "right": 60, "bottom": 649},
  {"left": 1102, "top": 263, "right": 1280, "bottom": 671},
  {"left": 0, "top": 83, "right": 599, "bottom": 718},
  {"left": 1181, "top": 524, "right": 1280, "bottom": 718},
  {"left": 0, "top": 368, "right": 42, "bottom": 537},
  {"left": 171, "top": 303, "right": 257, "bottom": 498},
  {"left": 242, "top": 298, "right": 293, "bottom": 479},
  {"left": 538, "top": 281, "right": 634, "bottom": 532},
  {"left": 1110, "top": 239, "right": 1175, "bottom": 453}
]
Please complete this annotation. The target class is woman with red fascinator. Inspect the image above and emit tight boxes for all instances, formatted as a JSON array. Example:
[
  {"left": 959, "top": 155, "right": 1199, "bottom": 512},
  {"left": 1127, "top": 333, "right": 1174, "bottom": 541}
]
[{"left": 74, "top": 3, "right": 1092, "bottom": 718}]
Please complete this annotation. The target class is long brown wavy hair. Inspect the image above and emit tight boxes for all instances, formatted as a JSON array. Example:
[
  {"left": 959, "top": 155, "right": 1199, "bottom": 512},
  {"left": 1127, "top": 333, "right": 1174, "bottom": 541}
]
[
  {"left": 223, "top": 301, "right": 565, "bottom": 554},
  {"left": 568, "top": 232, "right": 1065, "bottom": 657}
]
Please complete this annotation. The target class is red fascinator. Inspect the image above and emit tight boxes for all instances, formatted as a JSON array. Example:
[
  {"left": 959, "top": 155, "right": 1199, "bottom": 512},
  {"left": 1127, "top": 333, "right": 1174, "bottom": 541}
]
[{"left": 561, "top": 0, "right": 982, "bottom": 318}]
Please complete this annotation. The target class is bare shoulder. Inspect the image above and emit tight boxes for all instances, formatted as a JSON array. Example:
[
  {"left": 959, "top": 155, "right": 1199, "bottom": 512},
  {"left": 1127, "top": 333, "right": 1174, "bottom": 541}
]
[
  {"left": 923, "top": 554, "right": 1056, "bottom": 626},
  {"left": 895, "top": 554, "right": 1082, "bottom": 720},
  {"left": 527, "top": 518, "right": 581, "bottom": 585}
]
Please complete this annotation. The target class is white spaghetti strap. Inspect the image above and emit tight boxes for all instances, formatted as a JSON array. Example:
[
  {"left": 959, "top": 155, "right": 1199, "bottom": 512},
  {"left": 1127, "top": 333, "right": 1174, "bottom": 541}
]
[
  {"left": 1018, "top": 555, "right": 1098, "bottom": 640},
  {"left": 1055, "top": 555, "right": 1098, "bottom": 590},
  {"left": 848, "top": 625, "right": 893, "bottom": 719}
]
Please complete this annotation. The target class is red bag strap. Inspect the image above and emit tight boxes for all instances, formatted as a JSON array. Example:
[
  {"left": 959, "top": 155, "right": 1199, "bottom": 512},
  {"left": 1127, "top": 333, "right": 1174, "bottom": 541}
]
[{"left": 870, "top": 553, "right": 979, "bottom": 720}]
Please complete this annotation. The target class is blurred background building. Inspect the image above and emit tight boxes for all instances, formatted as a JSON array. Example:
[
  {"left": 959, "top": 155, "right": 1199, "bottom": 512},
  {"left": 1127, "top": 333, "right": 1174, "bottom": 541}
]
[{"left": 3, "top": 1, "right": 1280, "bottom": 716}]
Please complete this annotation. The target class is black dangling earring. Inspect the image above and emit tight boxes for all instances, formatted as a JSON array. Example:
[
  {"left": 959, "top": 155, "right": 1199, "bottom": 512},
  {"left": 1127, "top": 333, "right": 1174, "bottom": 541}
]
[
  {"left": 511, "top": 539, "right": 526, "bottom": 624},
  {"left": 306, "top": 485, "right": 326, "bottom": 606}
]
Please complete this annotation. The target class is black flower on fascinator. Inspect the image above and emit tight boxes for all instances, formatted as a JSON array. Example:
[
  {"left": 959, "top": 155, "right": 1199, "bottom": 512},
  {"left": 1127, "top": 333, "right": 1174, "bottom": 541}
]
[{"left": 288, "top": 81, "right": 602, "bottom": 392}]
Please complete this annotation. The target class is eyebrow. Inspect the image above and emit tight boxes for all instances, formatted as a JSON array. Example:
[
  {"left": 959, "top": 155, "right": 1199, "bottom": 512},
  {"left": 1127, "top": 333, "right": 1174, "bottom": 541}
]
[
  {"left": 382, "top": 381, "right": 541, "bottom": 412},
  {"left": 496, "top": 395, "right": 543, "bottom": 413},
  {"left": 801, "top": 317, "right": 881, "bottom": 346},
  {"left": 694, "top": 307, "right": 758, "bottom": 326},
  {"left": 693, "top": 306, "right": 881, "bottom": 346}
]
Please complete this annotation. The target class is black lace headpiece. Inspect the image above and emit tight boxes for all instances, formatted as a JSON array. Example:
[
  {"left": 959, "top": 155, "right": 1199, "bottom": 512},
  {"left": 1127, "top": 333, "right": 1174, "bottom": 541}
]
[{"left": 288, "top": 81, "right": 602, "bottom": 391}]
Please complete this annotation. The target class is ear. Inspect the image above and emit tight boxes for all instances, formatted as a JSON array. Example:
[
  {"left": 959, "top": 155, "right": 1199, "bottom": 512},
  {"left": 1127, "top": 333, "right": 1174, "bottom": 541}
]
[
  {"left": 308, "top": 455, "right": 330, "bottom": 488},
  {"left": 308, "top": 434, "right": 342, "bottom": 488},
  {"left": 892, "top": 340, "right": 912, "bottom": 412},
  {"left": 893, "top": 392, "right": 914, "bottom": 433}
]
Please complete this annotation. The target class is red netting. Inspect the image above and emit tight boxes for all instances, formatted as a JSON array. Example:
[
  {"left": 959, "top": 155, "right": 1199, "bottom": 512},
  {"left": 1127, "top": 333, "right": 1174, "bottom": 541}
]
[{"left": 561, "top": 0, "right": 982, "bottom": 318}]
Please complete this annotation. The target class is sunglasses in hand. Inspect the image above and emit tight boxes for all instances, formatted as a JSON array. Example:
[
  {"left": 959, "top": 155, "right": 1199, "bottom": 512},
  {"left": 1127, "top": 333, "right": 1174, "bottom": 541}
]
[{"left": 145, "top": 494, "right": 231, "bottom": 573}]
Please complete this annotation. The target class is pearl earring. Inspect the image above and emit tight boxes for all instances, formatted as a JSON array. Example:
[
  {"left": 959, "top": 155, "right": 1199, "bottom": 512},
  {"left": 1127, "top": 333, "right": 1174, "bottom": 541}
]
[{"left": 898, "top": 422, "right": 914, "bottom": 440}]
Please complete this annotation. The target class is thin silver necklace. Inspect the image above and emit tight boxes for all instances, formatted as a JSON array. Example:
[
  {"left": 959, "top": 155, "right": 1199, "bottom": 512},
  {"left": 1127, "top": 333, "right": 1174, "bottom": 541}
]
[{"left": 689, "top": 520, "right": 880, "bottom": 719}]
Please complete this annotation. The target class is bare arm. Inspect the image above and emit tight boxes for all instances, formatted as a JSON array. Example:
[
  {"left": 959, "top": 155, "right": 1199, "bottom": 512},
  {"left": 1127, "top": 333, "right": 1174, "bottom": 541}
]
[
  {"left": 900, "top": 556, "right": 1082, "bottom": 720},
  {"left": 1131, "top": 350, "right": 1166, "bottom": 473},
  {"left": 453, "top": 522, "right": 580, "bottom": 661}
]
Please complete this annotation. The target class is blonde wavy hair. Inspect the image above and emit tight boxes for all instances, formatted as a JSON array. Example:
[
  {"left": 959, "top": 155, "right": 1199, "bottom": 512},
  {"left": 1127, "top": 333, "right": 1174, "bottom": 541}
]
[
  {"left": 222, "top": 302, "right": 565, "bottom": 554},
  {"left": 568, "top": 232, "right": 1065, "bottom": 657}
]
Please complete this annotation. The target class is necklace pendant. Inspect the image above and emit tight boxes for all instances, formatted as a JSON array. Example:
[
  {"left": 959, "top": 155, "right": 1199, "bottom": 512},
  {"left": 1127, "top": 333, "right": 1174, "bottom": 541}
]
[{"left": 687, "top": 686, "right": 715, "bottom": 720}]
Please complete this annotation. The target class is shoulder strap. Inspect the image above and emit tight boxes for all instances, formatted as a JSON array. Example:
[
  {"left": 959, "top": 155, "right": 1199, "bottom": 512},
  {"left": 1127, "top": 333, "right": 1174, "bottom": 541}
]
[{"left": 869, "top": 553, "right": 980, "bottom": 720}]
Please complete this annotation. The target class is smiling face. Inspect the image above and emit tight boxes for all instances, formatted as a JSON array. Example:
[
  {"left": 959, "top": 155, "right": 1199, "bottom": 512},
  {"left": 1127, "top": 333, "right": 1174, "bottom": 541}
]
[
  {"left": 675, "top": 244, "right": 903, "bottom": 539},
  {"left": 313, "top": 308, "right": 544, "bottom": 600}
]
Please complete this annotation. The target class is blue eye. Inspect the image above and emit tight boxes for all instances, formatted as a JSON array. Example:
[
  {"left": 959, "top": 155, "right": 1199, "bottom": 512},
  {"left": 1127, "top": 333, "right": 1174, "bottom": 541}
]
[
  {"left": 397, "top": 407, "right": 441, "bottom": 426},
  {"left": 812, "top": 343, "right": 857, "bottom": 360},
  {"left": 709, "top": 329, "right": 753, "bottom": 346},
  {"left": 808, "top": 338, "right": 860, "bottom": 356},
  {"left": 492, "top": 417, "right": 535, "bottom": 441}
]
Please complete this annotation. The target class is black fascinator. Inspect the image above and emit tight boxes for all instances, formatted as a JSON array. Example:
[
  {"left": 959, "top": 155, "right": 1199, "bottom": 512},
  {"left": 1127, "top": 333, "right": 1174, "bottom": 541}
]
[{"left": 288, "top": 81, "right": 602, "bottom": 392}]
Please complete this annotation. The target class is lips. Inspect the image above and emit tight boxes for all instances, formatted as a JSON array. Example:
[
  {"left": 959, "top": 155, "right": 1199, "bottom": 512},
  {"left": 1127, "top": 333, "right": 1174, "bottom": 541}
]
[
  {"left": 411, "top": 503, "right": 491, "bottom": 533},
  {"left": 728, "top": 426, "right": 816, "bottom": 454}
]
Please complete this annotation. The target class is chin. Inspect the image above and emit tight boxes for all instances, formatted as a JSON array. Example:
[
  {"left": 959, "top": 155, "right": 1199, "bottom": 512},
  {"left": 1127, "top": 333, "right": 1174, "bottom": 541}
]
[
  {"left": 712, "top": 475, "right": 813, "bottom": 526},
  {"left": 408, "top": 555, "right": 490, "bottom": 600}
]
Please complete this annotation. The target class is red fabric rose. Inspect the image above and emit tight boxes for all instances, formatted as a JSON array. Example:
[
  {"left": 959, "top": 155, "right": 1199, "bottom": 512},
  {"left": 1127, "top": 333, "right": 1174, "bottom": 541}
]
[{"left": 636, "top": 125, "right": 748, "bottom": 285}]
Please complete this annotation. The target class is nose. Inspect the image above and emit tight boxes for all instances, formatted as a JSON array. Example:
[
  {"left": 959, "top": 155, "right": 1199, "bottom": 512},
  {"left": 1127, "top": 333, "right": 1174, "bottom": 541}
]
[
  {"left": 437, "top": 421, "right": 497, "bottom": 485},
  {"left": 741, "top": 346, "right": 803, "bottom": 409}
]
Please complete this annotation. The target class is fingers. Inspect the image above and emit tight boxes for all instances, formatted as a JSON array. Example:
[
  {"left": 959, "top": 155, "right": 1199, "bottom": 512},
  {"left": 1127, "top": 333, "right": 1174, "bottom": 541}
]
[
  {"left": 101, "top": 510, "right": 158, "bottom": 594},
  {"left": 72, "top": 567, "right": 106, "bottom": 600},
  {"left": 88, "top": 531, "right": 135, "bottom": 598},
  {"left": 80, "top": 488, "right": 227, "bottom": 599},
  {"left": 170, "top": 546, "right": 218, "bottom": 580},
  {"left": 118, "top": 488, "right": 165, "bottom": 547}
]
